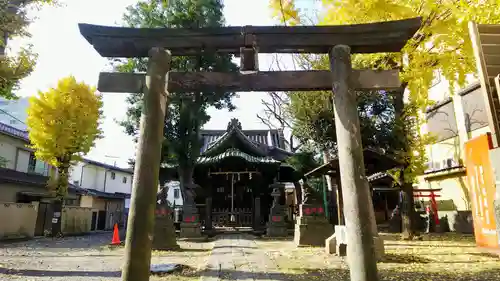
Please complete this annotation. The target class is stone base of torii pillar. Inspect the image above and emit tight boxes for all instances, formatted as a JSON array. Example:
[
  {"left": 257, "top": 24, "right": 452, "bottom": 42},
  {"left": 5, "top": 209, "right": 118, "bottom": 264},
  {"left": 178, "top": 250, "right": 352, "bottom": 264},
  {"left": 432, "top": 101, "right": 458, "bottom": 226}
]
[
  {"left": 294, "top": 204, "right": 333, "bottom": 247},
  {"left": 266, "top": 184, "right": 288, "bottom": 237},
  {"left": 324, "top": 225, "right": 385, "bottom": 261},
  {"left": 266, "top": 204, "right": 288, "bottom": 237},
  {"left": 179, "top": 205, "right": 202, "bottom": 238},
  {"left": 152, "top": 206, "right": 179, "bottom": 251}
]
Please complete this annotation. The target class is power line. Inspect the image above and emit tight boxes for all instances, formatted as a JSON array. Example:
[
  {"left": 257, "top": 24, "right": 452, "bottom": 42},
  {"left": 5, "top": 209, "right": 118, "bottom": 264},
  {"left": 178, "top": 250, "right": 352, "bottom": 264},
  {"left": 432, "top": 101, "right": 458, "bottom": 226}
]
[{"left": 0, "top": 108, "right": 26, "bottom": 125}]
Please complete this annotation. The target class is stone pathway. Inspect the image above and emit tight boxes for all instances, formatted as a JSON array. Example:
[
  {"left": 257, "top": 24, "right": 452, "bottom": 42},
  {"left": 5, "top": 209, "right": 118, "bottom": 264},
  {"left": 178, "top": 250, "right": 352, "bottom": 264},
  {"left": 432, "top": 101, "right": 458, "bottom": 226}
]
[{"left": 201, "top": 234, "right": 286, "bottom": 281}]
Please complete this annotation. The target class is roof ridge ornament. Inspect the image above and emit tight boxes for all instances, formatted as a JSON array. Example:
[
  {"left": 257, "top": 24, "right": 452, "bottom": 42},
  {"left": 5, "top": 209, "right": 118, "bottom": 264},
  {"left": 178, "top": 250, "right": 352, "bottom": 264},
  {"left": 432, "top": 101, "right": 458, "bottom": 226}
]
[{"left": 227, "top": 118, "right": 242, "bottom": 131}]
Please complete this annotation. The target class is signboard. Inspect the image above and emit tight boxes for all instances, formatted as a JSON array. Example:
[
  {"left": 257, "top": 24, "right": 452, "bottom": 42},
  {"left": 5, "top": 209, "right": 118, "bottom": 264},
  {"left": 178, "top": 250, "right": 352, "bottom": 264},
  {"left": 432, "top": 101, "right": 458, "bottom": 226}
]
[{"left": 464, "top": 133, "right": 499, "bottom": 249}]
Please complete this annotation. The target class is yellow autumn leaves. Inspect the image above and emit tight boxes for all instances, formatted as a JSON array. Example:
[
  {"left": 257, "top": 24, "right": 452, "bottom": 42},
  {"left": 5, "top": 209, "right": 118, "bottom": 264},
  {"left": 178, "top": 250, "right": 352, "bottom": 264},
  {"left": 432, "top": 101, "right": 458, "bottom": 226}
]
[
  {"left": 269, "top": 0, "right": 300, "bottom": 26},
  {"left": 268, "top": 0, "right": 500, "bottom": 184},
  {"left": 269, "top": 0, "right": 500, "bottom": 100},
  {"left": 261, "top": 233, "right": 500, "bottom": 281},
  {"left": 26, "top": 76, "right": 103, "bottom": 167}
]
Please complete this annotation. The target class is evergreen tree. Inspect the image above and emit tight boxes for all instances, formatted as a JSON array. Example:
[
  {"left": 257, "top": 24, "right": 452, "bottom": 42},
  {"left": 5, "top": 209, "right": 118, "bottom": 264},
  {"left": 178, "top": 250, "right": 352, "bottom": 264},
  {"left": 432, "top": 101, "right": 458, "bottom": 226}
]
[
  {"left": 114, "top": 0, "right": 238, "bottom": 207},
  {"left": 0, "top": 0, "right": 55, "bottom": 98}
]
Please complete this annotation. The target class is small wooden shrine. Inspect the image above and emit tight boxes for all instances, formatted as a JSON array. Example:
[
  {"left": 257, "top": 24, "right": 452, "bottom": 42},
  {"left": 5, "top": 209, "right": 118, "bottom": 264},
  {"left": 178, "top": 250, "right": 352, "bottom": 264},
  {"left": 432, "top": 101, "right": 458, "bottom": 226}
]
[
  {"left": 163, "top": 118, "right": 297, "bottom": 231},
  {"left": 304, "top": 148, "right": 403, "bottom": 225}
]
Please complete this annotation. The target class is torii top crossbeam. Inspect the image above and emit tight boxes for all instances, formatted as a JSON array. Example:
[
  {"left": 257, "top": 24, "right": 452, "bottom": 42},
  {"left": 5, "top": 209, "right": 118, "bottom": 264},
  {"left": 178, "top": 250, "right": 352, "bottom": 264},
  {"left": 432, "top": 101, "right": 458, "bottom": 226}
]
[{"left": 79, "top": 17, "right": 421, "bottom": 57}]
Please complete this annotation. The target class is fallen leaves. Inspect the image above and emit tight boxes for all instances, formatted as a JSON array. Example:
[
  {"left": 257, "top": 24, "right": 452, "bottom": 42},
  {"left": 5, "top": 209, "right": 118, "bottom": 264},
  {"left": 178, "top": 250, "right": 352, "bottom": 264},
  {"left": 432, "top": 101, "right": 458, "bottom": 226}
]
[
  {"left": 2, "top": 232, "right": 498, "bottom": 281},
  {"left": 1, "top": 235, "right": 212, "bottom": 281},
  {"left": 258, "top": 233, "right": 500, "bottom": 281}
]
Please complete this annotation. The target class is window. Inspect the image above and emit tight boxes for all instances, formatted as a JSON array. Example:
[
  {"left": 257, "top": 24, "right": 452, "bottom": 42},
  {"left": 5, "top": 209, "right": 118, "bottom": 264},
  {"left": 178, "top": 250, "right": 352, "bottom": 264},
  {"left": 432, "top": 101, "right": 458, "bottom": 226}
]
[
  {"left": 425, "top": 100, "right": 458, "bottom": 142},
  {"left": 174, "top": 189, "right": 180, "bottom": 199},
  {"left": 110, "top": 172, "right": 116, "bottom": 180},
  {"left": 64, "top": 199, "right": 77, "bottom": 206},
  {"left": 122, "top": 176, "right": 127, "bottom": 183},
  {"left": 462, "top": 87, "right": 489, "bottom": 132},
  {"left": 34, "top": 160, "right": 46, "bottom": 175},
  {"left": 22, "top": 150, "right": 47, "bottom": 175},
  {"left": 27, "top": 152, "right": 36, "bottom": 173}
]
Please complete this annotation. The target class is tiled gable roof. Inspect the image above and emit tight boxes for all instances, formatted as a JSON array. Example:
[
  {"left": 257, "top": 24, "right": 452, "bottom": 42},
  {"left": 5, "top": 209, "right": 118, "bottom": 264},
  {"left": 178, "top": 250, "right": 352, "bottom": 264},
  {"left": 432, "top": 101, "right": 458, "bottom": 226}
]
[
  {"left": 197, "top": 148, "right": 280, "bottom": 165},
  {"left": 200, "top": 119, "right": 286, "bottom": 154}
]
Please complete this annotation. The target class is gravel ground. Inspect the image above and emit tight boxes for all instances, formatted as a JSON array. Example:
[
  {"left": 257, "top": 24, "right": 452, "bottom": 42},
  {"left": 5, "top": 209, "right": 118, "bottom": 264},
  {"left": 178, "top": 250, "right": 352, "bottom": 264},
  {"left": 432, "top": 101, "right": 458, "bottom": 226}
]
[
  {"left": 0, "top": 233, "right": 213, "bottom": 281},
  {"left": 256, "top": 233, "right": 500, "bottom": 281},
  {"left": 5, "top": 232, "right": 493, "bottom": 281}
]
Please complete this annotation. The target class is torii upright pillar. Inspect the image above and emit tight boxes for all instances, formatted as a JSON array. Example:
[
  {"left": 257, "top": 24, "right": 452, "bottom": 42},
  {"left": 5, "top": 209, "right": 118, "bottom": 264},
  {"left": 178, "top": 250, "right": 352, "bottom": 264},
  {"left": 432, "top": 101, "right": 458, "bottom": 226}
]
[
  {"left": 330, "top": 45, "right": 382, "bottom": 281},
  {"left": 122, "top": 48, "right": 172, "bottom": 281}
]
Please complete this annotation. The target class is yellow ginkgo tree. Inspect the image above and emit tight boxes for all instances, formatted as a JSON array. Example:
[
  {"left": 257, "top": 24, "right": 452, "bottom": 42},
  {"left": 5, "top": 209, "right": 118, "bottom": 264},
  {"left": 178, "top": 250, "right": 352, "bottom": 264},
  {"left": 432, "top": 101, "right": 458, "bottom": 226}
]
[
  {"left": 269, "top": 0, "right": 500, "bottom": 240},
  {"left": 27, "top": 76, "right": 103, "bottom": 236}
]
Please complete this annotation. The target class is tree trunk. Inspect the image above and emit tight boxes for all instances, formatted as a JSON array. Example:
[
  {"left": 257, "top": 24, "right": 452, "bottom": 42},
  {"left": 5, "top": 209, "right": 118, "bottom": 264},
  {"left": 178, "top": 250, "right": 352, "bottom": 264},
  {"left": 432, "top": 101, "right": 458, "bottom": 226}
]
[
  {"left": 51, "top": 198, "right": 63, "bottom": 237},
  {"left": 51, "top": 161, "right": 70, "bottom": 237},
  {"left": 0, "top": 33, "right": 7, "bottom": 57},
  {"left": 400, "top": 169, "right": 417, "bottom": 239},
  {"left": 176, "top": 92, "right": 200, "bottom": 211},
  {"left": 393, "top": 86, "right": 417, "bottom": 239},
  {"left": 401, "top": 182, "right": 417, "bottom": 239},
  {"left": 179, "top": 166, "right": 195, "bottom": 207},
  {"left": 293, "top": 181, "right": 302, "bottom": 205}
]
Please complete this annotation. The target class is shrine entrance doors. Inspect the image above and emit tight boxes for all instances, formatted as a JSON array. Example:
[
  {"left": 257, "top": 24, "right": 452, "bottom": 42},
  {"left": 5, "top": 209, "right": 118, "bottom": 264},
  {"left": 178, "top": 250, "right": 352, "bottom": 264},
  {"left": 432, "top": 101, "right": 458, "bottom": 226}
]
[{"left": 211, "top": 172, "right": 255, "bottom": 228}]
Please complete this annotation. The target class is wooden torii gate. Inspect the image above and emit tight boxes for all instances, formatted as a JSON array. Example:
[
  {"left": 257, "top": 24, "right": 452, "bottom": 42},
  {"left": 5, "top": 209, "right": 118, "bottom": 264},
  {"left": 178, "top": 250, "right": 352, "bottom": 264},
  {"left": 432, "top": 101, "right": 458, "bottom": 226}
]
[{"left": 79, "top": 18, "right": 421, "bottom": 281}]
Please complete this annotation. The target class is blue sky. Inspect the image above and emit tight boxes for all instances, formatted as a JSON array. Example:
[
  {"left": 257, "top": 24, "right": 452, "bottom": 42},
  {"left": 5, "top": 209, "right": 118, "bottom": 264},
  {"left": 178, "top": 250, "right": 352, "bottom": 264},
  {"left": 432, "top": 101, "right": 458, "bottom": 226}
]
[{"left": 8, "top": 0, "right": 319, "bottom": 167}]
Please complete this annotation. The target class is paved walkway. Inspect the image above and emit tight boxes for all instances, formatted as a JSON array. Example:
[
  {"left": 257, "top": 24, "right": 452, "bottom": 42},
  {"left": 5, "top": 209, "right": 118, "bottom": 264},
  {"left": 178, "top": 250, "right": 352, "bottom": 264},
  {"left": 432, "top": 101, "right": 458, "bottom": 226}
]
[{"left": 201, "top": 234, "right": 286, "bottom": 281}]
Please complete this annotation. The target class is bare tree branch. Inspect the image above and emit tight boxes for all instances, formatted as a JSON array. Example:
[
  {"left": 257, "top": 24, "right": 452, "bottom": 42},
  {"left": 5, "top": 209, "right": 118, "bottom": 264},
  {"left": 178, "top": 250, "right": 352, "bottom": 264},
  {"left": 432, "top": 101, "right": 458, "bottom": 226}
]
[
  {"left": 257, "top": 0, "right": 326, "bottom": 152},
  {"left": 465, "top": 107, "right": 488, "bottom": 130}
]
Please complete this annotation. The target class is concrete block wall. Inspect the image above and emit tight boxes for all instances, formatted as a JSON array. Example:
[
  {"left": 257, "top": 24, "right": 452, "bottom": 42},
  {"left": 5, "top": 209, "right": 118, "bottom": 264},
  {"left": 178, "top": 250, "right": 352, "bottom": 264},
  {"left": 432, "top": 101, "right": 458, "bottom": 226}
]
[
  {"left": 0, "top": 202, "right": 38, "bottom": 240},
  {"left": 61, "top": 206, "right": 93, "bottom": 235}
]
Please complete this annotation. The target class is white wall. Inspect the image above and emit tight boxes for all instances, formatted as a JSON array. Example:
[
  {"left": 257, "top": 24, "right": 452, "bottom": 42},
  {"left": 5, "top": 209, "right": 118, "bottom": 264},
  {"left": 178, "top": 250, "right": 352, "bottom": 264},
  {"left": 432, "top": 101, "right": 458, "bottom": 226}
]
[
  {"left": 70, "top": 161, "right": 133, "bottom": 194},
  {"left": 426, "top": 73, "right": 477, "bottom": 103},
  {"left": 104, "top": 169, "right": 132, "bottom": 194},
  {"left": 0, "top": 133, "right": 50, "bottom": 176},
  {"left": 69, "top": 162, "right": 85, "bottom": 186},
  {"left": 0, "top": 98, "right": 29, "bottom": 131},
  {"left": 69, "top": 163, "right": 102, "bottom": 191},
  {"left": 165, "top": 181, "right": 183, "bottom": 207},
  {"left": 15, "top": 149, "right": 30, "bottom": 173},
  {"left": 0, "top": 134, "right": 20, "bottom": 170}
]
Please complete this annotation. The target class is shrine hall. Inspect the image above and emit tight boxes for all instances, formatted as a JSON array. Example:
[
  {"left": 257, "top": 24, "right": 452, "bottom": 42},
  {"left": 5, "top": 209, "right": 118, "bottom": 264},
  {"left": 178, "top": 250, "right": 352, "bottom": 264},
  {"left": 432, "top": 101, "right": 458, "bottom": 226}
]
[{"left": 161, "top": 118, "right": 299, "bottom": 232}]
